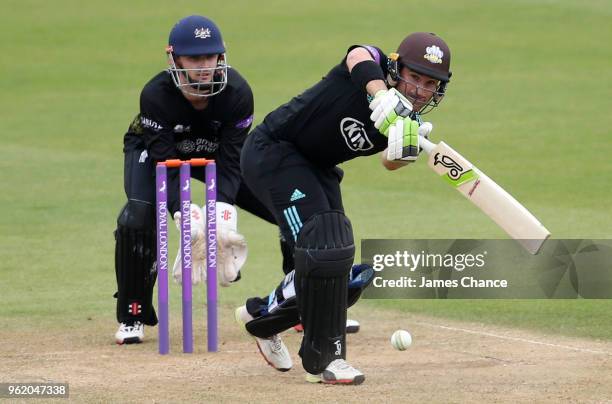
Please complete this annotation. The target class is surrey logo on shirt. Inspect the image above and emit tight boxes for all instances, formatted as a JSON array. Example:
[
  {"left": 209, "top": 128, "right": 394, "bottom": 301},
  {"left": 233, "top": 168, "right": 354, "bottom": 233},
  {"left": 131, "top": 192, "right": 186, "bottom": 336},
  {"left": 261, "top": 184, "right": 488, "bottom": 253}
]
[{"left": 340, "top": 117, "right": 374, "bottom": 152}]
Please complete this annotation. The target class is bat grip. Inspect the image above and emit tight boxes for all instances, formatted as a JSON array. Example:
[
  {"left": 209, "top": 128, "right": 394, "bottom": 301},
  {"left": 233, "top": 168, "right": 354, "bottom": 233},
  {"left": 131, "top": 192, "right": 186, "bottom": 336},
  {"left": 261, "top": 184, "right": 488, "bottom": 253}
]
[{"left": 419, "top": 136, "right": 436, "bottom": 155}]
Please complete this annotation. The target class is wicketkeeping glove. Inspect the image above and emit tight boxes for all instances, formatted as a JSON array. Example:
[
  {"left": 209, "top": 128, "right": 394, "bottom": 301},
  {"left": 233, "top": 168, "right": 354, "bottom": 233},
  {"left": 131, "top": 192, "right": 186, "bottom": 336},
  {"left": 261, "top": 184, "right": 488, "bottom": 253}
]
[
  {"left": 369, "top": 88, "right": 413, "bottom": 135},
  {"left": 387, "top": 119, "right": 433, "bottom": 161},
  {"left": 172, "top": 204, "right": 207, "bottom": 285},
  {"left": 216, "top": 202, "right": 247, "bottom": 287}
]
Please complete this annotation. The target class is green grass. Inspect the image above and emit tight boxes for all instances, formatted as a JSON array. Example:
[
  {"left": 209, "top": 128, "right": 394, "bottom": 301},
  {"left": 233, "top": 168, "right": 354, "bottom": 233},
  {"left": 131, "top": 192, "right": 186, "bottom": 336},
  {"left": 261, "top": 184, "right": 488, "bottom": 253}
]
[{"left": 1, "top": 0, "right": 611, "bottom": 340}]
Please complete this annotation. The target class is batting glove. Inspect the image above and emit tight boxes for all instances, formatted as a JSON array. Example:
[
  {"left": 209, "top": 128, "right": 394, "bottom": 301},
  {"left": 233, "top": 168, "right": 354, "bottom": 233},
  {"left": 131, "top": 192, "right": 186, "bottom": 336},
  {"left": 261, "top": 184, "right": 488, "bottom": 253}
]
[
  {"left": 387, "top": 119, "right": 433, "bottom": 161},
  {"left": 369, "top": 88, "right": 413, "bottom": 136}
]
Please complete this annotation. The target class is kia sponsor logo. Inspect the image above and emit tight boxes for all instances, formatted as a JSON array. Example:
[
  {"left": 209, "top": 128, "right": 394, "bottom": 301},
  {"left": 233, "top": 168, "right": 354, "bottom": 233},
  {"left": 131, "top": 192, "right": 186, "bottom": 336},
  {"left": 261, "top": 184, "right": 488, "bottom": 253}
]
[{"left": 340, "top": 117, "right": 373, "bottom": 151}]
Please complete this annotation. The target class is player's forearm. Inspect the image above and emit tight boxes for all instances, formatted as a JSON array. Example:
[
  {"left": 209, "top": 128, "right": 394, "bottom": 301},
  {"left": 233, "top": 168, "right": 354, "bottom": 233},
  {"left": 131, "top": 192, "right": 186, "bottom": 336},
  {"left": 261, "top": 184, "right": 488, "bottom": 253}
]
[
  {"left": 366, "top": 80, "right": 387, "bottom": 97},
  {"left": 380, "top": 150, "right": 413, "bottom": 170}
]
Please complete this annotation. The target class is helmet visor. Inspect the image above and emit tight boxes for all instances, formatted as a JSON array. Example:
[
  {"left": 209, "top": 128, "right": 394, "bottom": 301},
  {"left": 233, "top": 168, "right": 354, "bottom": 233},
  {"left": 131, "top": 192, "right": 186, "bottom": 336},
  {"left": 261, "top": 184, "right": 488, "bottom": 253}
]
[{"left": 395, "top": 74, "right": 445, "bottom": 114}]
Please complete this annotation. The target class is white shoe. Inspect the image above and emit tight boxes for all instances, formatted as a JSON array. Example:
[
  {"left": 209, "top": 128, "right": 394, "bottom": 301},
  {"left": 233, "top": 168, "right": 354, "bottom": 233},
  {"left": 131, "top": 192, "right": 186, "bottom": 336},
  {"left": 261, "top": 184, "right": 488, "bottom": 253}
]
[
  {"left": 115, "top": 321, "right": 144, "bottom": 344},
  {"left": 346, "top": 319, "right": 360, "bottom": 334},
  {"left": 306, "top": 359, "right": 365, "bottom": 385},
  {"left": 235, "top": 306, "right": 293, "bottom": 372}
]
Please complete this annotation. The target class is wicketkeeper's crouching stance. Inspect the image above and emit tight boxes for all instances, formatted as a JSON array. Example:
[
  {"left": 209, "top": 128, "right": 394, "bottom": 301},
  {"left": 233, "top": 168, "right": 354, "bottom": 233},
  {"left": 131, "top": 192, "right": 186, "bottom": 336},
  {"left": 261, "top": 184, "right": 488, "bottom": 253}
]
[
  {"left": 113, "top": 15, "right": 280, "bottom": 344},
  {"left": 236, "top": 32, "right": 452, "bottom": 384}
]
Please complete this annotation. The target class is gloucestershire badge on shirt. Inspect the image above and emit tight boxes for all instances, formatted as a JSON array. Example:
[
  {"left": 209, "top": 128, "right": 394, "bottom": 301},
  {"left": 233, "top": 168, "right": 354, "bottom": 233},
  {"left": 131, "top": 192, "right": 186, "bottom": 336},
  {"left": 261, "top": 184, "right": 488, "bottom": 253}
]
[{"left": 340, "top": 117, "right": 374, "bottom": 152}]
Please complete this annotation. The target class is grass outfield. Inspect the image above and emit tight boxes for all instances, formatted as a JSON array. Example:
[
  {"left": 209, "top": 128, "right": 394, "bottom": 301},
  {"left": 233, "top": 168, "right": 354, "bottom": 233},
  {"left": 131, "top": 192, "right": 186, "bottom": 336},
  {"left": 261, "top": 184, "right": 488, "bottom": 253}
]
[{"left": 1, "top": 0, "right": 611, "bottom": 343}]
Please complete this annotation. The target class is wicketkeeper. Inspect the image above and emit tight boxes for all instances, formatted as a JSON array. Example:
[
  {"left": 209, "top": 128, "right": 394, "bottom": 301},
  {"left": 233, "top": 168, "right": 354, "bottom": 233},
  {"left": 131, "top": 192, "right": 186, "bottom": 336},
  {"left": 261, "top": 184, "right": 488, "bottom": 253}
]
[
  {"left": 235, "top": 32, "right": 452, "bottom": 384},
  {"left": 113, "top": 15, "right": 286, "bottom": 344}
]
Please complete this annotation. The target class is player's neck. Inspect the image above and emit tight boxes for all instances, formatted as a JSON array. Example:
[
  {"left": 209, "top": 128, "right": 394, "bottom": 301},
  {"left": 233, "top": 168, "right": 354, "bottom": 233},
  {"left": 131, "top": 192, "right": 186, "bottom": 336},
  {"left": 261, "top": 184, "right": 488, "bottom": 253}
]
[
  {"left": 186, "top": 97, "right": 209, "bottom": 110},
  {"left": 179, "top": 89, "right": 210, "bottom": 110}
]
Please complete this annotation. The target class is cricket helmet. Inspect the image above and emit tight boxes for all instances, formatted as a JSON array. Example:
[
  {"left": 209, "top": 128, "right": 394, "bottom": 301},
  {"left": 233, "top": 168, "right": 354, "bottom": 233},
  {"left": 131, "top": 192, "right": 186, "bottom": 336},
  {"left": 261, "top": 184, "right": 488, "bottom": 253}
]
[
  {"left": 388, "top": 32, "right": 452, "bottom": 114},
  {"left": 166, "top": 15, "right": 228, "bottom": 97}
]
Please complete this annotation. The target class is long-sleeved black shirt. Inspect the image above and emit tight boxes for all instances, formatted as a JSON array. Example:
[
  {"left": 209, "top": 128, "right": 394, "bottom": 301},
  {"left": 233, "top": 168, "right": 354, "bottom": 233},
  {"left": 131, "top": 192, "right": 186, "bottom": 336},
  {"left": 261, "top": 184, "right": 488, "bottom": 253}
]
[
  {"left": 123, "top": 68, "right": 253, "bottom": 209},
  {"left": 257, "top": 45, "right": 389, "bottom": 168}
]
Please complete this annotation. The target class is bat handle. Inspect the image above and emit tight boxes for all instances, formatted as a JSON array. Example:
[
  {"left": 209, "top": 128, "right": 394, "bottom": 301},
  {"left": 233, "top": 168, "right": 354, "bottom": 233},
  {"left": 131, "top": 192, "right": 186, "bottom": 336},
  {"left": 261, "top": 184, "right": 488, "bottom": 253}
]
[{"left": 419, "top": 136, "right": 436, "bottom": 155}]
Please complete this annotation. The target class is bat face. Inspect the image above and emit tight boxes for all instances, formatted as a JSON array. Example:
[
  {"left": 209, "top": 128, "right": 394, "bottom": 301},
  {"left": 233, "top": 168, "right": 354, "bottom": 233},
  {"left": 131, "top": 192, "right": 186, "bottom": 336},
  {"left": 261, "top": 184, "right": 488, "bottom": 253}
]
[{"left": 426, "top": 141, "right": 550, "bottom": 254}]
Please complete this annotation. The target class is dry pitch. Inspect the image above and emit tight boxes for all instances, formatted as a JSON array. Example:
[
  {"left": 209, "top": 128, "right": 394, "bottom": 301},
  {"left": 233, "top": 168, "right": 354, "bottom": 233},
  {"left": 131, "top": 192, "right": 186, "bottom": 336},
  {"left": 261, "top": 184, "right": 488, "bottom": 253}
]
[{"left": 2, "top": 305, "right": 611, "bottom": 403}]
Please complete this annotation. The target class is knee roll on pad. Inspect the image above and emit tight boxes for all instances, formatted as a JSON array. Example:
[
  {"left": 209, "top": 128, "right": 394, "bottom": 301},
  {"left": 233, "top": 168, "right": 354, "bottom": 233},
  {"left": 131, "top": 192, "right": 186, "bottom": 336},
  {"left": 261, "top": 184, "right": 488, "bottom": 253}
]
[
  {"left": 295, "top": 210, "right": 353, "bottom": 249},
  {"left": 294, "top": 210, "right": 355, "bottom": 277},
  {"left": 115, "top": 200, "right": 157, "bottom": 325},
  {"left": 117, "top": 200, "right": 155, "bottom": 230},
  {"left": 293, "top": 211, "right": 355, "bottom": 374}
]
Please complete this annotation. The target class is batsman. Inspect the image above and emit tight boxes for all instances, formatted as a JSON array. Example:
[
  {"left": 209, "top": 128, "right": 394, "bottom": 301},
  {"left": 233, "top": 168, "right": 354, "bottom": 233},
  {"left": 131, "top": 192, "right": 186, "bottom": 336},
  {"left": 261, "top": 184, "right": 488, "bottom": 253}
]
[{"left": 236, "top": 32, "right": 453, "bottom": 384}]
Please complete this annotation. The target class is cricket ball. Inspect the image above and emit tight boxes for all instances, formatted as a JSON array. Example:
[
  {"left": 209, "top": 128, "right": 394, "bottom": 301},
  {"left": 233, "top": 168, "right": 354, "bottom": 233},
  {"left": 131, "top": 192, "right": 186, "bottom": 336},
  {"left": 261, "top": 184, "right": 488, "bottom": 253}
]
[{"left": 391, "top": 330, "right": 412, "bottom": 351}]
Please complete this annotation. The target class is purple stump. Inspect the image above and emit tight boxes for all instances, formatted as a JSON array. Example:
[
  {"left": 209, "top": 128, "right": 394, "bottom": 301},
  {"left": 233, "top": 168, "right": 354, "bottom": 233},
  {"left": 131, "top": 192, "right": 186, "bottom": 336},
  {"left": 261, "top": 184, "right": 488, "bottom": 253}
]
[
  {"left": 205, "top": 162, "right": 218, "bottom": 352},
  {"left": 180, "top": 163, "right": 193, "bottom": 353},
  {"left": 156, "top": 164, "right": 170, "bottom": 355}
]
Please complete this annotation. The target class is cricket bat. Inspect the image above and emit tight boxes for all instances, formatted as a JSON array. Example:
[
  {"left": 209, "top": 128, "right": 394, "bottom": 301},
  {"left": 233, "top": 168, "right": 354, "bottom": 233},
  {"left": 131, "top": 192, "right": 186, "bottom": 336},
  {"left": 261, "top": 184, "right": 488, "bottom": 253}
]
[{"left": 419, "top": 135, "right": 550, "bottom": 254}]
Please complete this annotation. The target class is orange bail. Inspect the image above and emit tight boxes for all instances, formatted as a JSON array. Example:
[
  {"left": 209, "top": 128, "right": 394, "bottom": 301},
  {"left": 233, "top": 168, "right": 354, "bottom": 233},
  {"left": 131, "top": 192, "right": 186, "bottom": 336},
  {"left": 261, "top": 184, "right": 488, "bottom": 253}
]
[
  {"left": 188, "top": 158, "right": 210, "bottom": 166},
  {"left": 160, "top": 159, "right": 182, "bottom": 168},
  {"left": 157, "top": 158, "right": 215, "bottom": 167}
]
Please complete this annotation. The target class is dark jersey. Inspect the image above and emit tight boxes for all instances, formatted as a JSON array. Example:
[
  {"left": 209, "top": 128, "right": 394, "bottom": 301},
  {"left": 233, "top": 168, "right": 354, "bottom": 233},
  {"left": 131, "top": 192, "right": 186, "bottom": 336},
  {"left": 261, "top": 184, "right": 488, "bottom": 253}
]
[
  {"left": 124, "top": 68, "right": 254, "bottom": 205},
  {"left": 257, "top": 45, "right": 389, "bottom": 167}
]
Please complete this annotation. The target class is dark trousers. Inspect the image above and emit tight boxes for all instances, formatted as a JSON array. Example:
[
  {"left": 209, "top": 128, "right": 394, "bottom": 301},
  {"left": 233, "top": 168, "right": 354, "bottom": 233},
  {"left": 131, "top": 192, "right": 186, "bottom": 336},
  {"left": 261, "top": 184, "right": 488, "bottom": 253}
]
[
  {"left": 123, "top": 149, "right": 276, "bottom": 223},
  {"left": 240, "top": 129, "right": 345, "bottom": 323},
  {"left": 240, "top": 130, "right": 344, "bottom": 249}
]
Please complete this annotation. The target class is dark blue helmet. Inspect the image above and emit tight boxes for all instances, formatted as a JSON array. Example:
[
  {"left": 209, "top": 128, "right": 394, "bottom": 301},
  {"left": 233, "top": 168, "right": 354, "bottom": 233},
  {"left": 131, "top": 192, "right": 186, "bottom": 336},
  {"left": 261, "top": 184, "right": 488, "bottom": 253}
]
[
  {"left": 166, "top": 15, "right": 229, "bottom": 98},
  {"left": 168, "top": 15, "right": 225, "bottom": 56}
]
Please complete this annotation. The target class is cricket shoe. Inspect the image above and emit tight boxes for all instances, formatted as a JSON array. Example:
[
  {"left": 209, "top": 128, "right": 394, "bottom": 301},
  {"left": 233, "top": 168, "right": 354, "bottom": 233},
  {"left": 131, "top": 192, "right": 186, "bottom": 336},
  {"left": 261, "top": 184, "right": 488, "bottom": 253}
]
[
  {"left": 235, "top": 306, "right": 293, "bottom": 372},
  {"left": 305, "top": 359, "right": 365, "bottom": 385},
  {"left": 346, "top": 319, "right": 360, "bottom": 333},
  {"left": 115, "top": 321, "right": 144, "bottom": 344}
]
